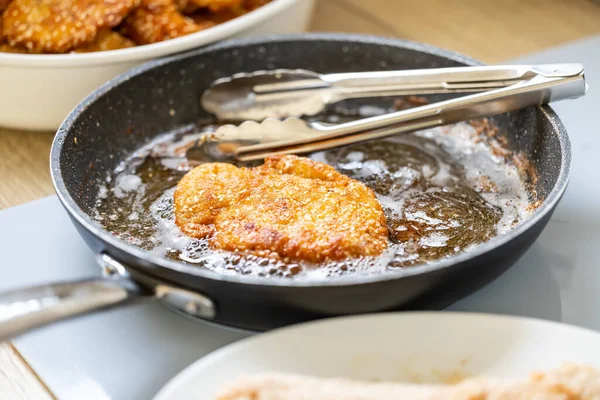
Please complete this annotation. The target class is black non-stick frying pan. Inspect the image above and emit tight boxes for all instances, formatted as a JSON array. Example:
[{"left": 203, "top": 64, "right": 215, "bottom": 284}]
[{"left": 0, "top": 34, "right": 571, "bottom": 339}]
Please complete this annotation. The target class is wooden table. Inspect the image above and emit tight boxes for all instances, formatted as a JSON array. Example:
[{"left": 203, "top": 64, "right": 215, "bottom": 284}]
[{"left": 1, "top": 0, "right": 599, "bottom": 398}]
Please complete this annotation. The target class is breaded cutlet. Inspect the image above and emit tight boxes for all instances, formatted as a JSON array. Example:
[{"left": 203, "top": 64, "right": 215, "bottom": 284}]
[
  {"left": 174, "top": 155, "right": 389, "bottom": 262},
  {"left": 217, "top": 363, "right": 600, "bottom": 400}
]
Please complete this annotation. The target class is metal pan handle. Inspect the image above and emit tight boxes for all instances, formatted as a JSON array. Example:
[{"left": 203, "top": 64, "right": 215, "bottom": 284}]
[
  {"left": 0, "top": 253, "right": 217, "bottom": 341},
  {"left": 0, "top": 277, "right": 142, "bottom": 342}
]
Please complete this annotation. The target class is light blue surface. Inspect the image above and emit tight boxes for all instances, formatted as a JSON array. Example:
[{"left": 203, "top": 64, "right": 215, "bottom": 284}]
[
  {"left": 0, "top": 197, "right": 250, "bottom": 400},
  {"left": 1, "top": 36, "right": 598, "bottom": 399},
  {"left": 450, "top": 36, "right": 600, "bottom": 326}
]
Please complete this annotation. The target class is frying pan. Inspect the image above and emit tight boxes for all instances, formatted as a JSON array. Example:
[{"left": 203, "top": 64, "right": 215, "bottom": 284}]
[{"left": 0, "top": 34, "right": 571, "bottom": 339}]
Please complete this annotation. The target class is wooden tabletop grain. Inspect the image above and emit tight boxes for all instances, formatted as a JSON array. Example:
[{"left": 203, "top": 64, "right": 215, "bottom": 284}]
[{"left": 1, "top": 0, "right": 599, "bottom": 398}]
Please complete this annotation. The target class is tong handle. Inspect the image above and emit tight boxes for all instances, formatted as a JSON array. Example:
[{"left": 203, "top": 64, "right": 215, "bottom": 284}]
[
  {"left": 322, "top": 63, "right": 584, "bottom": 99},
  {"left": 318, "top": 64, "right": 585, "bottom": 137},
  {"left": 251, "top": 64, "right": 583, "bottom": 98}
]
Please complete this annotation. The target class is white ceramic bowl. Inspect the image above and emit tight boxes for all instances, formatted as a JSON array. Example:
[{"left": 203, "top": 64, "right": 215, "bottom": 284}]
[{"left": 0, "top": 0, "right": 314, "bottom": 131}]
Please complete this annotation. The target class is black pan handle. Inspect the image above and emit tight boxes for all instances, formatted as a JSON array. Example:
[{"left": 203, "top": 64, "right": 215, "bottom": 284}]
[{"left": 0, "top": 277, "right": 143, "bottom": 342}]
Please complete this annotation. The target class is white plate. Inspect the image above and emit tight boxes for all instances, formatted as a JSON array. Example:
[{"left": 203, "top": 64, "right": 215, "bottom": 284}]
[
  {"left": 154, "top": 312, "right": 600, "bottom": 399},
  {"left": 0, "top": 0, "right": 314, "bottom": 131}
]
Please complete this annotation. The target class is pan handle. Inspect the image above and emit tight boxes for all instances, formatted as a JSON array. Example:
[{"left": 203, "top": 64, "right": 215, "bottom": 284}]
[{"left": 0, "top": 277, "right": 142, "bottom": 341}]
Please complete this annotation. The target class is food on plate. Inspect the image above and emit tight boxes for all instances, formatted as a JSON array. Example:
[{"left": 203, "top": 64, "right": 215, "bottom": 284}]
[
  {"left": 179, "top": 0, "right": 240, "bottom": 13},
  {"left": 173, "top": 155, "right": 389, "bottom": 262},
  {"left": 0, "top": 0, "right": 11, "bottom": 12},
  {"left": 0, "top": 0, "right": 271, "bottom": 53},
  {"left": 216, "top": 363, "right": 600, "bottom": 400},
  {"left": 241, "top": 0, "right": 269, "bottom": 9},
  {"left": 72, "top": 29, "right": 135, "bottom": 52},
  {"left": 120, "top": 0, "right": 202, "bottom": 45},
  {"left": 2, "top": 0, "right": 140, "bottom": 53},
  {"left": 0, "top": 42, "right": 26, "bottom": 52},
  {"left": 189, "top": 7, "right": 239, "bottom": 24}
]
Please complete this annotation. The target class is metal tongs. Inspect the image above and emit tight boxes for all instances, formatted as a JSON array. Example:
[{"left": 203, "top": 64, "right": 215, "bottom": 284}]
[{"left": 190, "top": 64, "right": 586, "bottom": 163}]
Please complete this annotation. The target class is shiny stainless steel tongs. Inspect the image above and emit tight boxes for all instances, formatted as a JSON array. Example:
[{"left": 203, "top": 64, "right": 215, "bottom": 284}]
[{"left": 191, "top": 64, "right": 586, "bottom": 163}]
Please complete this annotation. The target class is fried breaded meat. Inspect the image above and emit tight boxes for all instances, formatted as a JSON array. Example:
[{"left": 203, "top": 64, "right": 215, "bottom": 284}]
[
  {"left": 0, "top": 0, "right": 12, "bottom": 13},
  {"left": 0, "top": 0, "right": 271, "bottom": 53},
  {"left": 217, "top": 363, "right": 600, "bottom": 400},
  {"left": 179, "top": 0, "right": 240, "bottom": 13},
  {"left": 242, "top": 0, "right": 270, "bottom": 10},
  {"left": 2, "top": 0, "right": 140, "bottom": 52},
  {"left": 0, "top": 42, "right": 26, "bottom": 52},
  {"left": 174, "top": 155, "right": 389, "bottom": 262},
  {"left": 191, "top": 0, "right": 240, "bottom": 11},
  {"left": 71, "top": 29, "right": 134, "bottom": 52},
  {"left": 121, "top": 0, "right": 203, "bottom": 44}
]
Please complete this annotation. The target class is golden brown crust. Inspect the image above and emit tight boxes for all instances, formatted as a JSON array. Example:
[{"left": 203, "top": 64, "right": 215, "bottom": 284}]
[
  {"left": 216, "top": 363, "right": 600, "bottom": 400},
  {"left": 189, "top": 7, "right": 240, "bottom": 25},
  {"left": 174, "top": 155, "right": 389, "bottom": 262},
  {"left": 179, "top": 0, "right": 271, "bottom": 19},
  {"left": 180, "top": 0, "right": 241, "bottom": 13},
  {"left": 0, "top": 0, "right": 12, "bottom": 13},
  {"left": 0, "top": 41, "right": 27, "bottom": 52},
  {"left": 242, "top": 0, "right": 270, "bottom": 10},
  {"left": 0, "top": 0, "right": 271, "bottom": 53},
  {"left": 2, "top": 0, "right": 140, "bottom": 53},
  {"left": 121, "top": 0, "right": 203, "bottom": 44},
  {"left": 1, "top": 10, "right": 27, "bottom": 52},
  {"left": 71, "top": 29, "right": 134, "bottom": 52}
]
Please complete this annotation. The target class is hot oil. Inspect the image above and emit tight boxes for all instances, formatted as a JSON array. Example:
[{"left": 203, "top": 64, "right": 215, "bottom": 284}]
[{"left": 94, "top": 114, "right": 533, "bottom": 280}]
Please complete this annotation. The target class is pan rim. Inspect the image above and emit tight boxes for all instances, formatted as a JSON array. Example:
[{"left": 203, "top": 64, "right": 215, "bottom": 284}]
[{"left": 50, "top": 32, "right": 572, "bottom": 289}]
